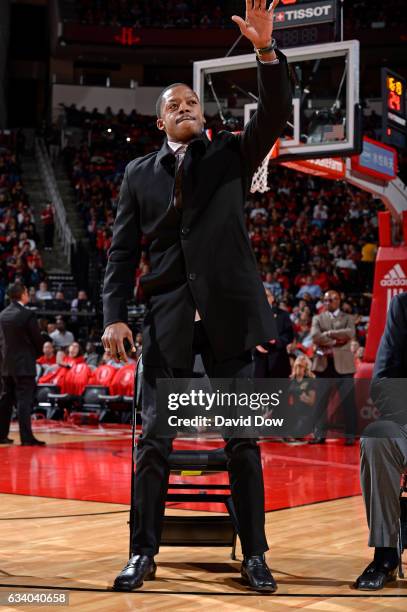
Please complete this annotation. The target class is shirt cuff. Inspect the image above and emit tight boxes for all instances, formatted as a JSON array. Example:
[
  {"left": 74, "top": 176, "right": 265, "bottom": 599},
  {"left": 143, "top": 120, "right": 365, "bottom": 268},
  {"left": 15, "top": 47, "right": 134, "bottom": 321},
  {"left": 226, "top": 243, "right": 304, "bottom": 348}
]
[{"left": 258, "top": 57, "right": 280, "bottom": 65}]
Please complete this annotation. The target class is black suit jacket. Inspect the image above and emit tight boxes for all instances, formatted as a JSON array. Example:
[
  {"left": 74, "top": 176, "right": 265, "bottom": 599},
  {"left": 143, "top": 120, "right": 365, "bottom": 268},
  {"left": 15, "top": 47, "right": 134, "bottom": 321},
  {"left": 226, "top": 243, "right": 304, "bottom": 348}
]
[
  {"left": 0, "top": 302, "right": 44, "bottom": 377},
  {"left": 103, "top": 51, "right": 292, "bottom": 368},
  {"left": 256, "top": 306, "right": 294, "bottom": 376},
  {"left": 371, "top": 292, "right": 407, "bottom": 423}
]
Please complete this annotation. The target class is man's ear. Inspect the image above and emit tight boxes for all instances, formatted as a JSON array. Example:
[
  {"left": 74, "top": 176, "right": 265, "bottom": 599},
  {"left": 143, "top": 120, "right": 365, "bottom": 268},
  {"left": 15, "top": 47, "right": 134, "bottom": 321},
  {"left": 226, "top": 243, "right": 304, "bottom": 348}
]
[{"left": 156, "top": 118, "right": 165, "bottom": 131}]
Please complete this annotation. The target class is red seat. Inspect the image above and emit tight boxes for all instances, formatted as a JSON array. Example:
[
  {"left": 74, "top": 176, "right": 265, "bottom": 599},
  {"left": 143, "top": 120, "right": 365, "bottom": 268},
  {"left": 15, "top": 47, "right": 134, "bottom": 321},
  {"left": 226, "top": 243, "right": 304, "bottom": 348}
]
[
  {"left": 64, "top": 362, "right": 93, "bottom": 396},
  {"left": 38, "top": 367, "right": 68, "bottom": 390},
  {"left": 88, "top": 364, "right": 117, "bottom": 387},
  {"left": 109, "top": 363, "right": 136, "bottom": 397}
]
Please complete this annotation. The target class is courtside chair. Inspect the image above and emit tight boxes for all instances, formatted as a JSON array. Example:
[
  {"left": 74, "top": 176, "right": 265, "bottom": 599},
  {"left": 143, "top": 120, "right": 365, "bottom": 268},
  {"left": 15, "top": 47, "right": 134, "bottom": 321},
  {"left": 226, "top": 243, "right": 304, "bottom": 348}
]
[
  {"left": 35, "top": 383, "right": 61, "bottom": 419},
  {"left": 98, "top": 363, "right": 136, "bottom": 423}
]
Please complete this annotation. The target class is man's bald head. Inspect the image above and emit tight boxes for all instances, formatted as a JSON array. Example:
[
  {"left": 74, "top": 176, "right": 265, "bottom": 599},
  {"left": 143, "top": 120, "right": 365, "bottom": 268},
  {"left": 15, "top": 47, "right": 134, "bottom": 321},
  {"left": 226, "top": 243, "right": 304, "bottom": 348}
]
[{"left": 323, "top": 290, "right": 341, "bottom": 312}]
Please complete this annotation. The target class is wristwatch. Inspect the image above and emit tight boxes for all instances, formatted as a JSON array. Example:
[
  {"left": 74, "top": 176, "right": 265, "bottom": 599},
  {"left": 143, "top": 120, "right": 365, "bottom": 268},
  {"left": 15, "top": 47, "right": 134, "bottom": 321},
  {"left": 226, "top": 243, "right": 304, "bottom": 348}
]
[{"left": 254, "top": 38, "right": 277, "bottom": 60}]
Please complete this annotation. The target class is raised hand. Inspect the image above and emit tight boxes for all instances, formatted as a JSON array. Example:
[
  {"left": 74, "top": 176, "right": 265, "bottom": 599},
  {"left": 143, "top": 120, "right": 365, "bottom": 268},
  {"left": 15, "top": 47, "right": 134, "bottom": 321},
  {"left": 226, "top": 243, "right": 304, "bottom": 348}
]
[{"left": 231, "top": 0, "right": 280, "bottom": 49}]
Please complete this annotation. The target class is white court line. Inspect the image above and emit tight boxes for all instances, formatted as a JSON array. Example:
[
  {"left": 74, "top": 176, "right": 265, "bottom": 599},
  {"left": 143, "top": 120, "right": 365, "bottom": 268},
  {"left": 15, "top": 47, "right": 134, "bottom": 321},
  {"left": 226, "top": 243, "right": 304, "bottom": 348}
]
[{"left": 264, "top": 453, "right": 360, "bottom": 471}]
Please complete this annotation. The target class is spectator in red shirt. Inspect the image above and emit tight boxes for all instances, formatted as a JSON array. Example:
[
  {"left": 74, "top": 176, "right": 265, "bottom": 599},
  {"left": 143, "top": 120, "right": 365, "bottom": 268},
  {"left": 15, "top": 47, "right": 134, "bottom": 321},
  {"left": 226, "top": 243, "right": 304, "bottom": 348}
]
[
  {"left": 37, "top": 341, "right": 58, "bottom": 376},
  {"left": 37, "top": 341, "right": 57, "bottom": 366}
]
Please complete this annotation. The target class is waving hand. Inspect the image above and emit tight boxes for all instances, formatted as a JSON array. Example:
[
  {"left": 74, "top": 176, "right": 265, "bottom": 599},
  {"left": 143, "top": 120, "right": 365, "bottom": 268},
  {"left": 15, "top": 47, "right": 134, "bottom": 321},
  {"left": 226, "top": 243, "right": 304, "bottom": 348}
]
[{"left": 232, "top": 0, "right": 280, "bottom": 49}]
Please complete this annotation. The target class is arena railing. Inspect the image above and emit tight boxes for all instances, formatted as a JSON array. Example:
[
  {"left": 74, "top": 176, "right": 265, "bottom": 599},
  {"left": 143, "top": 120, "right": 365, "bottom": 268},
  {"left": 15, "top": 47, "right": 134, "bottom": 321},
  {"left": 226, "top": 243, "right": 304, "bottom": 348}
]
[{"left": 35, "top": 137, "right": 76, "bottom": 265}]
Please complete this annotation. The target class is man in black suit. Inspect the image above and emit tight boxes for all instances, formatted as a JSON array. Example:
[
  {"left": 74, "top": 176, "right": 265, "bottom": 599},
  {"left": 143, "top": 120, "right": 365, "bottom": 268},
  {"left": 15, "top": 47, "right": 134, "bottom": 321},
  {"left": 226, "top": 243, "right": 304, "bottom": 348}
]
[
  {"left": 355, "top": 292, "right": 407, "bottom": 590},
  {"left": 0, "top": 282, "right": 45, "bottom": 446},
  {"left": 102, "top": 0, "right": 291, "bottom": 593},
  {"left": 254, "top": 288, "right": 294, "bottom": 378}
]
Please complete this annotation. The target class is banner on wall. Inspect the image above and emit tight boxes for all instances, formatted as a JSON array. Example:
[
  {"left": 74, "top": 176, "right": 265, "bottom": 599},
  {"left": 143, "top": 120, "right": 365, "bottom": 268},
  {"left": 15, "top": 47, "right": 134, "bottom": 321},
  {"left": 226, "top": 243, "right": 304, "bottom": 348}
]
[
  {"left": 351, "top": 136, "right": 398, "bottom": 182},
  {"left": 364, "top": 247, "right": 407, "bottom": 362}
]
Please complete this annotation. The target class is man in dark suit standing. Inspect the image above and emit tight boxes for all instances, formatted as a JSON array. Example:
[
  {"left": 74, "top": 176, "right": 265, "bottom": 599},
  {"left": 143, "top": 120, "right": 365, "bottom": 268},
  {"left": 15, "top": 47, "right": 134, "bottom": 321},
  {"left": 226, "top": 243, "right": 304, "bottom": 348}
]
[
  {"left": 355, "top": 292, "right": 407, "bottom": 590},
  {"left": 0, "top": 282, "right": 45, "bottom": 446},
  {"left": 102, "top": 0, "right": 291, "bottom": 593},
  {"left": 254, "top": 288, "right": 294, "bottom": 378}
]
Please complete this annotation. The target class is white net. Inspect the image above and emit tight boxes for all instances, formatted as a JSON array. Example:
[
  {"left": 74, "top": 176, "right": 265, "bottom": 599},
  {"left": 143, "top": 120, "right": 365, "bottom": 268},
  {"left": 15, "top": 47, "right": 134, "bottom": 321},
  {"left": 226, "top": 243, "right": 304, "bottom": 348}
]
[{"left": 250, "top": 154, "right": 270, "bottom": 193}]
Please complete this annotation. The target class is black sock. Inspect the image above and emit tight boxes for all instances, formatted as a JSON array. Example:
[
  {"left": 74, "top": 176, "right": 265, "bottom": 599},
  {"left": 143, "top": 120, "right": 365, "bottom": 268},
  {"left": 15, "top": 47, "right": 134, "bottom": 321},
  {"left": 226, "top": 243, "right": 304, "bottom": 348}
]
[{"left": 374, "top": 546, "right": 399, "bottom": 566}]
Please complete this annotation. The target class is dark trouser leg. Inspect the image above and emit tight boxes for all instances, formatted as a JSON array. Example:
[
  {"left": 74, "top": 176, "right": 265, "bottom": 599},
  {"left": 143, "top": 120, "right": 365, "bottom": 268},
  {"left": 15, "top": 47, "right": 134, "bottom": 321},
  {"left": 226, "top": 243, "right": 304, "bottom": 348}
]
[
  {"left": 313, "top": 369, "right": 330, "bottom": 438},
  {"left": 223, "top": 437, "right": 268, "bottom": 556},
  {"left": 199, "top": 329, "right": 268, "bottom": 557},
  {"left": 360, "top": 420, "right": 407, "bottom": 547},
  {"left": 314, "top": 359, "right": 357, "bottom": 438},
  {"left": 131, "top": 434, "right": 173, "bottom": 556},
  {"left": 336, "top": 373, "right": 357, "bottom": 437},
  {"left": 0, "top": 377, "right": 15, "bottom": 439},
  {"left": 254, "top": 353, "right": 268, "bottom": 379},
  {"left": 14, "top": 376, "right": 36, "bottom": 443},
  {"left": 131, "top": 365, "right": 189, "bottom": 556}
]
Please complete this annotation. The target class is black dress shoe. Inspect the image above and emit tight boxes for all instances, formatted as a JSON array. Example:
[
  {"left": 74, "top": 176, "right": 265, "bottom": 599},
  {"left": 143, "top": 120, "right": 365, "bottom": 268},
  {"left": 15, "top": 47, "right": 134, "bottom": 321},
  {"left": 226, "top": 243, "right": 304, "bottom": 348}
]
[
  {"left": 355, "top": 560, "right": 398, "bottom": 590},
  {"left": 308, "top": 437, "right": 326, "bottom": 444},
  {"left": 113, "top": 555, "right": 156, "bottom": 591},
  {"left": 0, "top": 438, "right": 14, "bottom": 444},
  {"left": 21, "top": 439, "right": 46, "bottom": 446},
  {"left": 241, "top": 554, "right": 277, "bottom": 593}
]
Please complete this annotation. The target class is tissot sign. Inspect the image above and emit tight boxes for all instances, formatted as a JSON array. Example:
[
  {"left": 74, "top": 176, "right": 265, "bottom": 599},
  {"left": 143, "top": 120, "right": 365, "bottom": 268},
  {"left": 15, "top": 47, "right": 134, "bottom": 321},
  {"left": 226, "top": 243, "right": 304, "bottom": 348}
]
[{"left": 273, "top": 1, "right": 337, "bottom": 29}]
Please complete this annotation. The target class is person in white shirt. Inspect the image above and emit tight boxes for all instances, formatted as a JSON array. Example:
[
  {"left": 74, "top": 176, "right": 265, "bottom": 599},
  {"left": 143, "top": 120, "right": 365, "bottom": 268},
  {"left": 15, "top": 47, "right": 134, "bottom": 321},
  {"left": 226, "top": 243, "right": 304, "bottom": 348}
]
[
  {"left": 36, "top": 281, "right": 53, "bottom": 301},
  {"left": 49, "top": 316, "right": 74, "bottom": 348}
]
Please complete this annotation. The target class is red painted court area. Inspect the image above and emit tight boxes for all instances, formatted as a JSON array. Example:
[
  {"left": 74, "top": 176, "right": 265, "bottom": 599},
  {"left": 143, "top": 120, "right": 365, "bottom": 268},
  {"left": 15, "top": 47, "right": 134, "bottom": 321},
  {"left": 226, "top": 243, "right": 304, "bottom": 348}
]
[{"left": 0, "top": 424, "right": 361, "bottom": 511}]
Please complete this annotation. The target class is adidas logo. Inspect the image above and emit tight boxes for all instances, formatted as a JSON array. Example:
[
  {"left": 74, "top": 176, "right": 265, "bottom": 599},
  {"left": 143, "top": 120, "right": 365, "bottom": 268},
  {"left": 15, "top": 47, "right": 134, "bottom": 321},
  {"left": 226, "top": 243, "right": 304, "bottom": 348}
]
[{"left": 380, "top": 263, "right": 407, "bottom": 287}]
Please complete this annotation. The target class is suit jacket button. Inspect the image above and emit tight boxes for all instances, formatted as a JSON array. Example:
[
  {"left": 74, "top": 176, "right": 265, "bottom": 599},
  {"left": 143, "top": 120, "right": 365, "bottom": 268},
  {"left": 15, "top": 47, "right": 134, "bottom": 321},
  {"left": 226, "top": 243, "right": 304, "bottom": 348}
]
[
  {"left": 188, "top": 272, "right": 196, "bottom": 281},
  {"left": 181, "top": 227, "right": 190, "bottom": 236}
]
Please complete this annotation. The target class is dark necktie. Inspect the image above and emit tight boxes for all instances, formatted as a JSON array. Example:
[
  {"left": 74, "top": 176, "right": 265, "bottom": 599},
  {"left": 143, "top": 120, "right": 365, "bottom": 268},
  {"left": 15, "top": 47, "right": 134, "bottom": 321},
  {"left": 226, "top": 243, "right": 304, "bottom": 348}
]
[{"left": 173, "top": 145, "right": 187, "bottom": 211}]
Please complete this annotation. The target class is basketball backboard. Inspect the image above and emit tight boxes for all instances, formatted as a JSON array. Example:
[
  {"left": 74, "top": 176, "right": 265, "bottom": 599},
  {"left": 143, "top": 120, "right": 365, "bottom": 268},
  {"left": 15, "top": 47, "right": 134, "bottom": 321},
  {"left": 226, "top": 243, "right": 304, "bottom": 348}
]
[{"left": 193, "top": 40, "right": 361, "bottom": 162}]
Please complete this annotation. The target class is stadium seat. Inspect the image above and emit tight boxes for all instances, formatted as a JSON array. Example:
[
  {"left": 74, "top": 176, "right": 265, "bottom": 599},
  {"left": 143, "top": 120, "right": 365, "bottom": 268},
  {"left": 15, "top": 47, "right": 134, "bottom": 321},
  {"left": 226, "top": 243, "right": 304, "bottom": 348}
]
[
  {"left": 98, "top": 362, "right": 137, "bottom": 423},
  {"left": 88, "top": 364, "right": 117, "bottom": 387},
  {"left": 47, "top": 363, "right": 92, "bottom": 416},
  {"left": 81, "top": 385, "right": 110, "bottom": 421},
  {"left": 35, "top": 384, "right": 61, "bottom": 419},
  {"left": 38, "top": 367, "right": 68, "bottom": 390},
  {"left": 64, "top": 362, "right": 92, "bottom": 395}
]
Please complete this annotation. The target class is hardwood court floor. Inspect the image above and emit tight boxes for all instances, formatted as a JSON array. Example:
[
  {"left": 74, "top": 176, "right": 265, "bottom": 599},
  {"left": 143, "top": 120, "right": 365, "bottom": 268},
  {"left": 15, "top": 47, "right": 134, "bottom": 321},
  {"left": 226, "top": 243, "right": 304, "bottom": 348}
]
[
  {"left": 0, "top": 425, "right": 361, "bottom": 509},
  {"left": 0, "top": 493, "right": 406, "bottom": 611}
]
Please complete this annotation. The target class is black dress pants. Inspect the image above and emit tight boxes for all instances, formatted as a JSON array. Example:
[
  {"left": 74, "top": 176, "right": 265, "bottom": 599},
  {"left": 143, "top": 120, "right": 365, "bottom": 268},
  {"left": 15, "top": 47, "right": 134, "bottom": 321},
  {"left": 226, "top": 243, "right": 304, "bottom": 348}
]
[
  {"left": 131, "top": 321, "right": 269, "bottom": 557},
  {"left": 0, "top": 376, "right": 36, "bottom": 443},
  {"left": 314, "top": 357, "right": 357, "bottom": 438}
]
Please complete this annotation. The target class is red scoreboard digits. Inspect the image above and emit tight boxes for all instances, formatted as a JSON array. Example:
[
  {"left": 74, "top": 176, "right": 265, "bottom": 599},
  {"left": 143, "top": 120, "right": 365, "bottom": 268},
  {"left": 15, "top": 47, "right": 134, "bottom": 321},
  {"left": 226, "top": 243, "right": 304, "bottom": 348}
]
[
  {"left": 382, "top": 68, "right": 406, "bottom": 149},
  {"left": 386, "top": 75, "right": 403, "bottom": 112}
]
